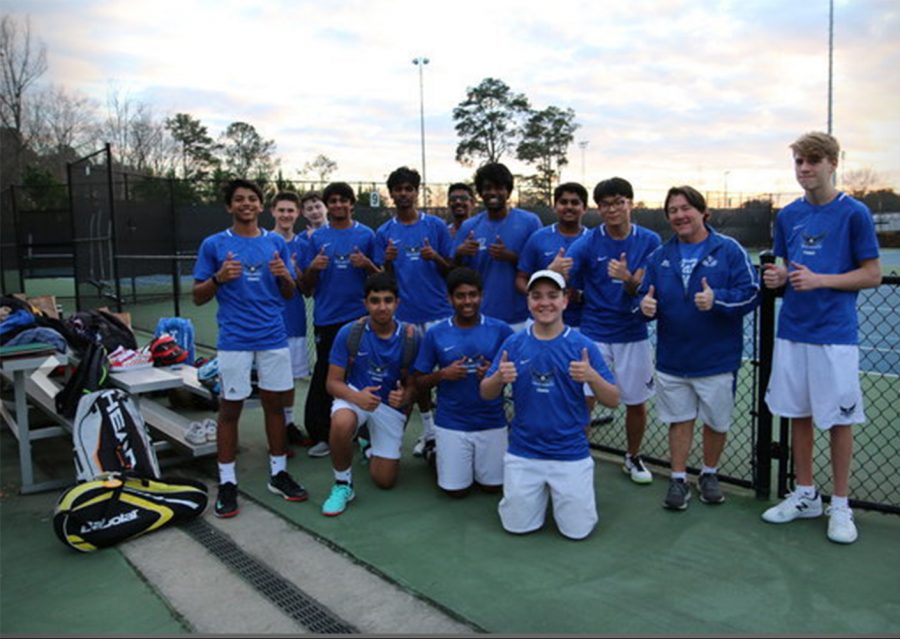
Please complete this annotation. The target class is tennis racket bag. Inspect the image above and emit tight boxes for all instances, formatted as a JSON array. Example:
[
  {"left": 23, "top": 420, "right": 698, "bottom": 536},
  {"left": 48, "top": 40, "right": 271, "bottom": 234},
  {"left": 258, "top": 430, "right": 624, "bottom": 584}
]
[
  {"left": 53, "top": 473, "right": 208, "bottom": 552},
  {"left": 72, "top": 388, "right": 161, "bottom": 482}
]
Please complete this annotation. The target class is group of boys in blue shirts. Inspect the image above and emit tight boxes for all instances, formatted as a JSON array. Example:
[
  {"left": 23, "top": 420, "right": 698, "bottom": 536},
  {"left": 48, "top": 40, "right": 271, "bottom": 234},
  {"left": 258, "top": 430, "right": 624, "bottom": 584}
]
[{"left": 194, "top": 131, "right": 881, "bottom": 545}]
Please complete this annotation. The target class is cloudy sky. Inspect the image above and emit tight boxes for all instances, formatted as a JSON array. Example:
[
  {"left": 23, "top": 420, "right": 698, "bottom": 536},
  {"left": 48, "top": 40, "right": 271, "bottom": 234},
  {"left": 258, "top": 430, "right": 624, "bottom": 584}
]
[{"left": 9, "top": 0, "right": 900, "bottom": 204}]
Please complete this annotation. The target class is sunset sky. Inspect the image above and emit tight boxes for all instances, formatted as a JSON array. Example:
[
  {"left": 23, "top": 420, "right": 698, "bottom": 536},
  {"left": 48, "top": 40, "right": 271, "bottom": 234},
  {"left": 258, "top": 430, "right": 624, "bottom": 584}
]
[{"left": 9, "top": 0, "right": 900, "bottom": 204}]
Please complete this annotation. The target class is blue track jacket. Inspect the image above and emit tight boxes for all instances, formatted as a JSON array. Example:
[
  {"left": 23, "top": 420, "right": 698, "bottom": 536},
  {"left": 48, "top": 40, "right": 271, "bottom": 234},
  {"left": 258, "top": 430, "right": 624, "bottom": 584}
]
[{"left": 638, "top": 227, "right": 759, "bottom": 377}]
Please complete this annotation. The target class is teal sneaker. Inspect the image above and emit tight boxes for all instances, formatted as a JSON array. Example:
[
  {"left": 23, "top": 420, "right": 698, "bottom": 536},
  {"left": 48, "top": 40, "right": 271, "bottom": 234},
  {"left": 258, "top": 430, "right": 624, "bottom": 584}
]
[{"left": 322, "top": 482, "right": 355, "bottom": 517}]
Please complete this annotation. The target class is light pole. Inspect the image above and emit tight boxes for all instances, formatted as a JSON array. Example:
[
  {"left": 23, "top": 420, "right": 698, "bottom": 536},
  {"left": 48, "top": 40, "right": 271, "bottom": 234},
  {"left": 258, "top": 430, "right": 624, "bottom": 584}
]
[
  {"left": 412, "top": 56, "right": 429, "bottom": 208},
  {"left": 578, "top": 140, "right": 588, "bottom": 184},
  {"left": 723, "top": 170, "right": 731, "bottom": 208}
]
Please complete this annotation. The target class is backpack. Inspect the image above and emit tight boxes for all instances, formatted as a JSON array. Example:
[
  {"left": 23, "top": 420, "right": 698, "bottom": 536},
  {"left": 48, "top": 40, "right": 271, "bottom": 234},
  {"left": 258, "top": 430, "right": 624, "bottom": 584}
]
[
  {"left": 55, "top": 341, "right": 109, "bottom": 419},
  {"left": 67, "top": 310, "right": 137, "bottom": 355},
  {"left": 71, "top": 388, "right": 161, "bottom": 482},
  {"left": 344, "top": 317, "right": 420, "bottom": 381},
  {"left": 53, "top": 473, "right": 208, "bottom": 552},
  {"left": 153, "top": 317, "right": 195, "bottom": 365}
]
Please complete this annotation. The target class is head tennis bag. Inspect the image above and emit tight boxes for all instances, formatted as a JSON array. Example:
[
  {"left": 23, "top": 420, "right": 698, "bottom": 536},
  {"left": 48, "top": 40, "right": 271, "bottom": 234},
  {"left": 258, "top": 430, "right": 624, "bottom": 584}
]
[
  {"left": 53, "top": 473, "right": 208, "bottom": 552},
  {"left": 72, "top": 388, "right": 161, "bottom": 482}
]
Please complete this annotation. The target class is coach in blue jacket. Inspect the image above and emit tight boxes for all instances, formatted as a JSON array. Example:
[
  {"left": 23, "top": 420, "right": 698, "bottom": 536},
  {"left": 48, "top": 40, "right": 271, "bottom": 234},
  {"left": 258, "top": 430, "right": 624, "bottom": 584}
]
[{"left": 639, "top": 185, "right": 758, "bottom": 512}]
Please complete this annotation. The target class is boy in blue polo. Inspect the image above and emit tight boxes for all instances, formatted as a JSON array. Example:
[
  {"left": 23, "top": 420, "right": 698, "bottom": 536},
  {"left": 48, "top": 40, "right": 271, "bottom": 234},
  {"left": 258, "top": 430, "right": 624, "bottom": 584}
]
[
  {"left": 453, "top": 162, "right": 542, "bottom": 332},
  {"left": 761, "top": 132, "right": 881, "bottom": 544},
  {"left": 481, "top": 270, "right": 619, "bottom": 540},
  {"left": 300, "top": 182, "right": 378, "bottom": 458},
  {"left": 413, "top": 267, "right": 513, "bottom": 496},
  {"left": 374, "top": 166, "right": 453, "bottom": 458},
  {"left": 321, "top": 272, "right": 418, "bottom": 516},
  {"left": 194, "top": 179, "right": 308, "bottom": 518}
]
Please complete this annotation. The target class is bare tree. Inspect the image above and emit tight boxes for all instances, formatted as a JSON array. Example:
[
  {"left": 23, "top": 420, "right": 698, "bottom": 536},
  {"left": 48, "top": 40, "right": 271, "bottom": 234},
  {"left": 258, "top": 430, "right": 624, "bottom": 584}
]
[
  {"left": 101, "top": 84, "right": 176, "bottom": 174},
  {"left": 842, "top": 167, "right": 882, "bottom": 198},
  {"left": 0, "top": 14, "right": 47, "bottom": 136},
  {"left": 26, "top": 84, "right": 97, "bottom": 156},
  {"left": 299, "top": 153, "right": 338, "bottom": 182}
]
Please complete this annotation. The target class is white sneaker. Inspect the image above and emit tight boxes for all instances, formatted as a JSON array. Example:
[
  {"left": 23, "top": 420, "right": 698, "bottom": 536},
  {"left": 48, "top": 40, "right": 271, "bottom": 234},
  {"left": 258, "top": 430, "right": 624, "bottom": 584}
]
[
  {"left": 622, "top": 454, "right": 653, "bottom": 484},
  {"left": 761, "top": 491, "right": 823, "bottom": 523},
  {"left": 308, "top": 441, "right": 330, "bottom": 458},
  {"left": 185, "top": 421, "right": 207, "bottom": 445},
  {"left": 412, "top": 435, "right": 427, "bottom": 457},
  {"left": 826, "top": 504, "right": 858, "bottom": 544},
  {"left": 203, "top": 418, "right": 217, "bottom": 443}
]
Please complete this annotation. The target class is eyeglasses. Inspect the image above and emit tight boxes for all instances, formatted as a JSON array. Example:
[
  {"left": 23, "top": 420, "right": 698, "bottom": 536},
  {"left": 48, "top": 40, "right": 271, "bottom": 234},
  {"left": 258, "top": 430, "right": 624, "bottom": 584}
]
[
  {"left": 448, "top": 194, "right": 472, "bottom": 203},
  {"left": 598, "top": 197, "right": 629, "bottom": 210}
]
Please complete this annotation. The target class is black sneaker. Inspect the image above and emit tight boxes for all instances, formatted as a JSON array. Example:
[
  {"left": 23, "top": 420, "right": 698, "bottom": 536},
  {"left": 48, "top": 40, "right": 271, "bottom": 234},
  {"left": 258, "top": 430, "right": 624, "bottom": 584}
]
[
  {"left": 422, "top": 438, "right": 437, "bottom": 470},
  {"left": 664, "top": 477, "right": 691, "bottom": 511},
  {"left": 698, "top": 472, "right": 725, "bottom": 504},
  {"left": 215, "top": 482, "right": 239, "bottom": 518},
  {"left": 267, "top": 471, "right": 309, "bottom": 502}
]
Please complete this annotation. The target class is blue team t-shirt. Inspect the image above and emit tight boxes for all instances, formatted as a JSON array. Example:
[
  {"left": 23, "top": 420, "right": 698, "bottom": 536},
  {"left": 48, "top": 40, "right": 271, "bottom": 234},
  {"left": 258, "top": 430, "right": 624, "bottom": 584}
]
[
  {"left": 329, "top": 320, "right": 409, "bottom": 406},
  {"left": 773, "top": 193, "right": 880, "bottom": 345},
  {"left": 517, "top": 224, "right": 588, "bottom": 326},
  {"left": 302, "top": 222, "right": 376, "bottom": 327},
  {"left": 678, "top": 238, "right": 709, "bottom": 289},
  {"left": 568, "top": 224, "right": 662, "bottom": 343},
  {"left": 374, "top": 212, "right": 453, "bottom": 323},
  {"left": 193, "top": 229, "right": 294, "bottom": 351},
  {"left": 281, "top": 234, "right": 309, "bottom": 338},
  {"left": 412, "top": 315, "right": 513, "bottom": 432},
  {"left": 452, "top": 208, "right": 542, "bottom": 324},
  {"left": 487, "top": 327, "right": 614, "bottom": 461}
]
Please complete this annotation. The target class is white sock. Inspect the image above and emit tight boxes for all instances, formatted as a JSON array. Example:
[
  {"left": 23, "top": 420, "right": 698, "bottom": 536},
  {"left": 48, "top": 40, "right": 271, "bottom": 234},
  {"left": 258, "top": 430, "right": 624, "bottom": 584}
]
[
  {"left": 701, "top": 465, "right": 718, "bottom": 476},
  {"left": 421, "top": 410, "right": 436, "bottom": 440},
  {"left": 334, "top": 468, "right": 352, "bottom": 485},
  {"left": 796, "top": 484, "right": 817, "bottom": 499},
  {"left": 830, "top": 495, "right": 849, "bottom": 510},
  {"left": 270, "top": 454, "right": 287, "bottom": 476},
  {"left": 671, "top": 471, "right": 687, "bottom": 481},
  {"left": 218, "top": 462, "right": 236, "bottom": 485},
  {"left": 284, "top": 407, "right": 294, "bottom": 425}
]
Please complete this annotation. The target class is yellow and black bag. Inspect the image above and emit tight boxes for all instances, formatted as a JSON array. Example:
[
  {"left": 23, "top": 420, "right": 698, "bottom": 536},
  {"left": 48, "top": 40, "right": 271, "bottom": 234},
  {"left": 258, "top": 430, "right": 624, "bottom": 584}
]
[{"left": 53, "top": 473, "right": 208, "bottom": 552}]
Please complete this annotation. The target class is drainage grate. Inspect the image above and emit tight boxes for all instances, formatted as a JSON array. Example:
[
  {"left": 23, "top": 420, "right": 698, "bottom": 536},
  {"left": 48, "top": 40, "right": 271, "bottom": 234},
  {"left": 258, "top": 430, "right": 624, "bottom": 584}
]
[{"left": 182, "top": 519, "right": 358, "bottom": 634}]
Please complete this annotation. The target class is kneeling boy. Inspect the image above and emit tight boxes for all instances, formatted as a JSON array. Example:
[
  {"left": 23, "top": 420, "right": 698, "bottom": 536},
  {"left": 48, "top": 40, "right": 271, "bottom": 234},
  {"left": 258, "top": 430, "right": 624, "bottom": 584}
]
[
  {"left": 413, "top": 267, "right": 513, "bottom": 496},
  {"left": 481, "top": 270, "right": 619, "bottom": 539},
  {"left": 321, "top": 272, "right": 418, "bottom": 516}
]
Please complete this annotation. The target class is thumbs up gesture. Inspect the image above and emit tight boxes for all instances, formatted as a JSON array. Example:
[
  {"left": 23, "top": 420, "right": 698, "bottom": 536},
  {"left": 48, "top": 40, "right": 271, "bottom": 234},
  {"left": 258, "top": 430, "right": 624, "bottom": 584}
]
[
  {"left": 358, "top": 385, "right": 382, "bottom": 411},
  {"left": 310, "top": 245, "right": 329, "bottom": 271},
  {"left": 640, "top": 284, "right": 657, "bottom": 318},
  {"left": 384, "top": 238, "right": 398, "bottom": 263},
  {"left": 569, "top": 347, "right": 595, "bottom": 383},
  {"left": 498, "top": 350, "right": 518, "bottom": 383},
  {"left": 269, "top": 250, "right": 290, "bottom": 279},
  {"left": 548, "top": 246, "right": 574, "bottom": 277},
  {"left": 219, "top": 250, "right": 242, "bottom": 283},
  {"left": 488, "top": 234, "right": 515, "bottom": 262},
  {"left": 420, "top": 236, "right": 437, "bottom": 261},
  {"left": 456, "top": 229, "right": 480, "bottom": 258},
  {"left": 694, "top": 277, "right": 715, "bottom": 311},
  {"left": 608, "top": 252, "right": 631, "bottom": 282},
  {"left": 388, "top": 379, "right": 408, "bottom": 409}
]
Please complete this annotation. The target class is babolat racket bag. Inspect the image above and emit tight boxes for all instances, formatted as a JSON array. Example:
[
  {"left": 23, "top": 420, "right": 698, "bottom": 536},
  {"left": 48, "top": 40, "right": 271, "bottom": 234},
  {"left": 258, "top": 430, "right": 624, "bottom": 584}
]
[{"left": 53, "top": 473, "right": 208, "bottom": 552}]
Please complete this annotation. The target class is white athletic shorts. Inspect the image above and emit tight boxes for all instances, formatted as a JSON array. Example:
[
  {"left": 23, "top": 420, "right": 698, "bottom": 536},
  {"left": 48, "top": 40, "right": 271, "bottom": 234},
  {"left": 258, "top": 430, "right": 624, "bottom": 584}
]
[
  {"left": 593, "top": 339, "right": 655, "bottom": 405},
  {"left": 287, "top": 336, "right": 311, "bottom": 379},
  {"left": 434, "top": 424, "right": 507, "bottom": 491},
  {"left": 331, "top": 387, "right": 406, "bottom": 460},
  {"left": 765, "top": 339, "right": 865, "bottom": 429},
  {"left": 655, "top": 370, "right": 736, "bottom": 433},
  {"left": 498, "top": 452, "right": 597, "bottom": 540},
  {"left": 218, "top": 348, "right": 293, "bottom": 401}
]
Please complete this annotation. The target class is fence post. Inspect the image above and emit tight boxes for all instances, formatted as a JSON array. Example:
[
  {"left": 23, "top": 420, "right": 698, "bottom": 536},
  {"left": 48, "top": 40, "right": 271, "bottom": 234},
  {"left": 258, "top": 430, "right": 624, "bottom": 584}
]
[
  {"left": 169, "top": 178, "right": 181, "bottom": 317},
  {"left": 105, "top": 144, "right": 123, "bottom": 312},
  {"left": 755, "top": 250, "right": 778, "bottom": 500}
]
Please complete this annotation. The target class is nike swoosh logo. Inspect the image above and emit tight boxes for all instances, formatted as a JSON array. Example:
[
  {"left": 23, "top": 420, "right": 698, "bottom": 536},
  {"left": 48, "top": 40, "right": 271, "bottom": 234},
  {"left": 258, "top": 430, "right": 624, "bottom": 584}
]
[
  {"left": 596, "top": 256, "right": 608, "bottom": 262},
  {"left": 442, "top": 345, "right": 454, "bottom": 351}
]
